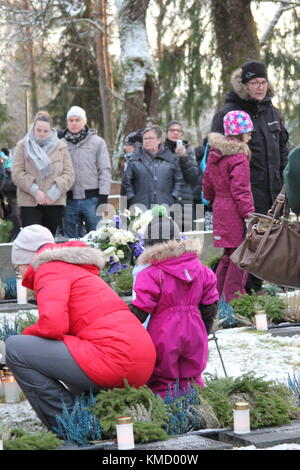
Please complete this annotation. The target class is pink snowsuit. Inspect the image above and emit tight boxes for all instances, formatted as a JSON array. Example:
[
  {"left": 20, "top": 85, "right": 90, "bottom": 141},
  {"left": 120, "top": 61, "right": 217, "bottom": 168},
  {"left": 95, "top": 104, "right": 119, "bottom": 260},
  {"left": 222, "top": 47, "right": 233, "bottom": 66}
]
[{"left": 132, "top": 239, "right": 219, "bottom": 397}]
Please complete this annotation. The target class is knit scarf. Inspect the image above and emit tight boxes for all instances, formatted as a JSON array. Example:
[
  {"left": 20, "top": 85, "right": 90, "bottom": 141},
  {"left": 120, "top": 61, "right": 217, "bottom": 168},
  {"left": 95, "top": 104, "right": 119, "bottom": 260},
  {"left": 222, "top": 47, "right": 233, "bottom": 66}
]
[
  {"left": 24, "top": 128, "right": 59, "bottom": 178},
  {"left": 64, "top": 126, "right": 89, "bottom": 145}
]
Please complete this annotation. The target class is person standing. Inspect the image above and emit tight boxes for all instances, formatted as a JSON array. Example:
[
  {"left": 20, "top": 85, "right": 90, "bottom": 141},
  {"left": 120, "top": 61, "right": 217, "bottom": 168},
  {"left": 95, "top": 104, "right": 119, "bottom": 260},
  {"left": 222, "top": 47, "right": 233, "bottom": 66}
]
[
  {"left": 211, "top": 60, "right": 289, "bottom": 294},
  {"left": 164, "top": 120, "right": 199, "bottom": 231},
  {"left": 62, "top": 106, "right": 111, "bottom": 238},
  {"left": 203, "top": 111, "right": 255, "bottom": 302},
  {"left": 122, "top": 125, "right": 183, "bottom": 210},
  {"left": 12, "top": 111, "right": 74, "bottom": 236}
]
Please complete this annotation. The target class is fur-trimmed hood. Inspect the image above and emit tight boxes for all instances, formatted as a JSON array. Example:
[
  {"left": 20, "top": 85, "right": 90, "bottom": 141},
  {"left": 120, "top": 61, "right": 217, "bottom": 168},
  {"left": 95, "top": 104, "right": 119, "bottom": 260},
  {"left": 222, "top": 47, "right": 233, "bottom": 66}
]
[
  {"left": 230, "top": 67, "right": 275, "bottom": 101},
  {"left": 31, "top": 243, "right": 106, "bottom": 270},
  {"left": 137, "top": 238, "right": 203, "bottom": 265},
  {"left": 207, "top": 133, "right": 251, "bottom": 159}
]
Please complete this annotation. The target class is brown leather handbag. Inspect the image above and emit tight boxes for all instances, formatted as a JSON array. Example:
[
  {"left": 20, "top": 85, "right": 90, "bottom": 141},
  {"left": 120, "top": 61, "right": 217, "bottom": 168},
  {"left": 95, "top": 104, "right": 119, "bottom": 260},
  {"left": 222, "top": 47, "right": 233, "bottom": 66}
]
[{"left": 230, "top": 189, "right": 300, "bottom": 288}]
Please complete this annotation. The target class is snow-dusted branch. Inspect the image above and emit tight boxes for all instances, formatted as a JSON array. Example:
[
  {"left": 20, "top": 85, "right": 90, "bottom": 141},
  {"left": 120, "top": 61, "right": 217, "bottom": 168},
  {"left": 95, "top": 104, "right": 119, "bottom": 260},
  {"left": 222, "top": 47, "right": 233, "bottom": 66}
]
[{"left": 259, "top": 1, "right": 299, "bottom": 46}]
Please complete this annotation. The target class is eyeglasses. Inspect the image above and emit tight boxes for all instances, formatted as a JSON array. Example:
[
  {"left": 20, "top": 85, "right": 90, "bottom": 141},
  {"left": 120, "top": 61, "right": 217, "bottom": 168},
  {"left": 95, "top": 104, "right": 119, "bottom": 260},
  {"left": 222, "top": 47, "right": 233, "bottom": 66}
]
[
  {"left": 14, "top": 265, "right": 20, "bottom": 275},
  {"left": 168, "top": 128, "right": 183, "bottom": 134},
  {"left": 143, "top": 137, "right": 158, "bottom": 141},
  {"left": 247, "top": 80, "right": 268, "bottom": 89}
]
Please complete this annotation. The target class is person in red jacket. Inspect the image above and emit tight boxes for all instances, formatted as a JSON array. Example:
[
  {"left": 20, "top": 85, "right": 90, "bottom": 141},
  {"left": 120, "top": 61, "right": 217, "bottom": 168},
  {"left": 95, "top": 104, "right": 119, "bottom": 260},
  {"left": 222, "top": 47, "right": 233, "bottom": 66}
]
[{"left": 5, "top": 224, "right": 156, "bottom": 432}]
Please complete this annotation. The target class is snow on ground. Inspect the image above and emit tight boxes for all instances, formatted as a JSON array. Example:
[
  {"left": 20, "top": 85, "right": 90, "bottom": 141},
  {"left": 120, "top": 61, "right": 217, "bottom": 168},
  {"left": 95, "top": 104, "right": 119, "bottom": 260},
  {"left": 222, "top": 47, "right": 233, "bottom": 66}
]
[
  {"left": 1, "top": 326, "right": 300, "bottom": 450},
  {"left": 205, "top": 327, "right": 300, "bottom": 384}
]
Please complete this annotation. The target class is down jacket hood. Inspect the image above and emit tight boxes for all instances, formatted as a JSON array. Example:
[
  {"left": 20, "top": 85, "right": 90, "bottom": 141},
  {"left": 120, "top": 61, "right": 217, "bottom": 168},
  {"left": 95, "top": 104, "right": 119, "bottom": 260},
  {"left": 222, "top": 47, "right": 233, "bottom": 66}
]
[
  {"left": 207, "top": 133, "right": 251, "bottom": 161},
  {"left": 230, "top": 67, "right": 275, "bottom": 101},
  {"left": 31, "top": 241, "right": 106, "bottom": 270},
  {"left": 137, "top": 239, "right": 203, "bottom": 283}
]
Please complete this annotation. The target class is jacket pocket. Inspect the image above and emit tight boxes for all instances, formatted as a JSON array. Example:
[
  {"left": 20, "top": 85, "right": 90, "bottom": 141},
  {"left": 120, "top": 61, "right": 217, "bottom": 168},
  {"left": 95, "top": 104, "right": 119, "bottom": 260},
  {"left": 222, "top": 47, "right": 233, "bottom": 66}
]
[{"left": 267, "top": 121, "right": 281, "bottom": 142}]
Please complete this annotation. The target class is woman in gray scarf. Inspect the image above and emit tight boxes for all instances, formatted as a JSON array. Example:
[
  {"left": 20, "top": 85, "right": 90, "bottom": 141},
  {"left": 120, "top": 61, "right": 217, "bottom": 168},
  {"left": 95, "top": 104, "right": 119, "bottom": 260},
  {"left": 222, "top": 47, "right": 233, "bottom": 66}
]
[{"left": 12, "top": 111, "right": 75, "bottom": 235}]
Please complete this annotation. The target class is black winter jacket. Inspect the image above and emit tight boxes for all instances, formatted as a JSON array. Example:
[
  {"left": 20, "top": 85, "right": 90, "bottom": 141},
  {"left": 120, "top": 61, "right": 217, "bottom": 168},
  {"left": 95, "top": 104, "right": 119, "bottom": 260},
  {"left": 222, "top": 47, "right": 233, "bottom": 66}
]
[
  {"left": 211, "top": 70, "right": 289, "bottom": 214},
  {"left": 164, "top": 138, "right": 199, "bottom": 205},
  {"left": 122, "top": 145, "right": 183, "bottom": 209}
]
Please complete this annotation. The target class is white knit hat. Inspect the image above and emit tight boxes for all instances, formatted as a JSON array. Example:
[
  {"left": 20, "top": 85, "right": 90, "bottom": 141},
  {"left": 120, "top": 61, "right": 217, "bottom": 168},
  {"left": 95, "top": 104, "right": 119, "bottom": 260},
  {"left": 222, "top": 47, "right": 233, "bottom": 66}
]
[
  {"left": 66, "top": 105, "right": 87, "bottom": 124},
  {"left": 11, "top": 225, "right": 54, "bottom": 265}
]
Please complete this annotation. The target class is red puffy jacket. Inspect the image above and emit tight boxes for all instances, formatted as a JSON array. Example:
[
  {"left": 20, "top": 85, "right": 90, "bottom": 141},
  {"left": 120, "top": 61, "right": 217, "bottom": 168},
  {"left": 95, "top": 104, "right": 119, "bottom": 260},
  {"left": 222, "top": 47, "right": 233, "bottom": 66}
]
[{"left": 22, "top": 241, "right": 156, "bottom": 388}]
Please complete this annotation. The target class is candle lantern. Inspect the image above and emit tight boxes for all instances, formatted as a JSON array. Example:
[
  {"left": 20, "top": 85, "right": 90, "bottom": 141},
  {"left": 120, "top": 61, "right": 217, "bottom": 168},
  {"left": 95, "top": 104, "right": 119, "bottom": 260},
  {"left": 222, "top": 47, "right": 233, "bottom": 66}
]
[
  {"left": 2, "top": 371, "right": 22, "bottom": 403},
  {"left": 115, "top": 416, "right": 135, "bottom": 450},
  {"left": 255, "top": 310, "right": 268, "bottom": 331},
  {"left": 233, "top": 401, "right": 250, "bottom": 434},
  {"left": 0, "top": 373, "right": 4, "bottom": 398},
  {"left": 16, "top": 273, "right": 27, "bottom": 304},
  {"left": 0, "top": 340, "right": 5, "bottom": 364}
]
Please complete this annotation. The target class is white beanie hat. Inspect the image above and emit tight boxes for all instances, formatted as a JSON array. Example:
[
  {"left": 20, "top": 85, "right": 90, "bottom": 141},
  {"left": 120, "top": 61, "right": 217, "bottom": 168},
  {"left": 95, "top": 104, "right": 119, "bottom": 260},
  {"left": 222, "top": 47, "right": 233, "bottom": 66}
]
[
  {"left": 66, "top": 105, "right": 87, "bottom": 124},
  {"left": 11, "top": 225, "right": 54, "bottom": 265}
]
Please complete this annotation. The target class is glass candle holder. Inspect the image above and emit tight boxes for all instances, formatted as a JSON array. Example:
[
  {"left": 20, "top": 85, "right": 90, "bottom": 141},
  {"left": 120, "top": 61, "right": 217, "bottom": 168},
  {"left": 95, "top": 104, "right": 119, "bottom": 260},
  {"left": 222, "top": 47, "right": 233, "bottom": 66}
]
[
  {"left": 255, "top": 310, "right": 268, "bottom": 331},
  {"left": 0, "top": 340, "right": 6, "bottom": 364},
  {"left": 2, "top": 372, "right": 22, "bottom": 403},
  {"left": 116, "top": 417, "right": 135, "bottom": 450},
  {"left": 16, "top": 273, "right": 27, "bottom": 304},
  {"left": 0, "top": 377, "right": 4, "bottom": 399},
  {"left": 233, "top": 402, "right": 250, "bottom": 434}
]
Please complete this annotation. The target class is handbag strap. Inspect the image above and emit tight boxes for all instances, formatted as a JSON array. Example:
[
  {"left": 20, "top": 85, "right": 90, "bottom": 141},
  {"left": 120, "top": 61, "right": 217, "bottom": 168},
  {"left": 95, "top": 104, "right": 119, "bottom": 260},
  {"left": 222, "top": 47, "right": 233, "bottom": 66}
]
[{"left": 268, "top": 187, "right": 290, "bottom": 219}]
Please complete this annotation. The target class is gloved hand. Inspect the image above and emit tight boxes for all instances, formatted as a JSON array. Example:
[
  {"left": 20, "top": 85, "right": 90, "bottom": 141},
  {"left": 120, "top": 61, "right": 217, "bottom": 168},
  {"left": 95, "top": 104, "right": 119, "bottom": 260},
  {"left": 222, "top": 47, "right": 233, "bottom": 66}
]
[{"left": 244, "top": 218, "right": 250, "bottom": 229}]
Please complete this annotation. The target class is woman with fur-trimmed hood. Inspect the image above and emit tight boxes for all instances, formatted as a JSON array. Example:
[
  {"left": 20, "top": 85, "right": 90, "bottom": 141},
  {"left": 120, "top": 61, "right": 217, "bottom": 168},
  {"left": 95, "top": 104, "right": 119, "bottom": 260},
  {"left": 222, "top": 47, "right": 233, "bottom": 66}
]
[
  {"left": 129, "top": 207, "right": 219, "bottom": 397},
  {"left": 5, "top": 225, "right": 156, "bottom": 432},
  {"left": 203, "top": 111, "right": 255, "bottom": 303},
  {"left": 211, "top": 60, "right": 289, "bottom": 216}
]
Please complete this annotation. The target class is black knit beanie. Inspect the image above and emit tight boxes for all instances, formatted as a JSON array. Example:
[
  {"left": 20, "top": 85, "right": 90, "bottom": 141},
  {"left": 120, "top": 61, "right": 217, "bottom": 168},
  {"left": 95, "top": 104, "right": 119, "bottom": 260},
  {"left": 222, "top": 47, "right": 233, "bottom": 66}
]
[
  {"left": 241, "top": 60, "right": 267, "bottom": 84},
  {"left": 143, "top": 206, "right": 181, "bottom": 247}
]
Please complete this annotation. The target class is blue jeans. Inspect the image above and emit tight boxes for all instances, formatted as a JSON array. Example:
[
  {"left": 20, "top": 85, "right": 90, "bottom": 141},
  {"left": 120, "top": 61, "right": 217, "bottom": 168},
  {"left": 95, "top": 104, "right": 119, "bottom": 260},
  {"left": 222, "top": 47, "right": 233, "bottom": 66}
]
[{"left": 63, "top": 197, "right": 100, "bottom": 238}]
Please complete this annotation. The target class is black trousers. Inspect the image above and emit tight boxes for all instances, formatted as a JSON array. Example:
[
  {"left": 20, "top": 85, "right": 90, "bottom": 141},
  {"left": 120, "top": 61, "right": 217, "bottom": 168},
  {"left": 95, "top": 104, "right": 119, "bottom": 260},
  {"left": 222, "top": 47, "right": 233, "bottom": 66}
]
[{"left": 20, "top": 205, "right": 64, "bottom": 236}]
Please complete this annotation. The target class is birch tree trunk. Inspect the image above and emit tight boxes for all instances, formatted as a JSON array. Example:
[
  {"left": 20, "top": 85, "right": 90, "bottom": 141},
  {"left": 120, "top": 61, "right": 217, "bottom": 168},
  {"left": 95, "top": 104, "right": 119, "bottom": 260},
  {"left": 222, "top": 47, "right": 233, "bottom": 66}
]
[
  {"left": 95, "top": 0, "right": 116, "bottom": 157},
  {"left": 23, "top": 0, "right": 38, "bottom": 117},
  {"left": 113, "top": 0, "right": 159, "bottom": 175},
  {"left": 211, "top": 0, "right": 261, "bottom": 93}
]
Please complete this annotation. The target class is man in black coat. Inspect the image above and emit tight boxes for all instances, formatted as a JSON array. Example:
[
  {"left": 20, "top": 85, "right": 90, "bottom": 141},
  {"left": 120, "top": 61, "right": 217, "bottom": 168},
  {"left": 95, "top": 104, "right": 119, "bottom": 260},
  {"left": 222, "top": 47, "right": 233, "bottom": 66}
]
[{"left": 211, "top": 60, "right": 290, "bottom": 293}]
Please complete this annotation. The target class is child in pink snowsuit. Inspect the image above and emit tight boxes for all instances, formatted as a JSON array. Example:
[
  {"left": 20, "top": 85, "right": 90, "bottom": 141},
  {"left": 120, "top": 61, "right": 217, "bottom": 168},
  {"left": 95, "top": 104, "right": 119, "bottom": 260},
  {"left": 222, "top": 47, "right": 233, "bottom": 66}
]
[
  {"left": 129, "top": 210, "right": 219, "bottom": 397},
  {"left": 203, "top": 110, "right": 255, "bottom": 302}
]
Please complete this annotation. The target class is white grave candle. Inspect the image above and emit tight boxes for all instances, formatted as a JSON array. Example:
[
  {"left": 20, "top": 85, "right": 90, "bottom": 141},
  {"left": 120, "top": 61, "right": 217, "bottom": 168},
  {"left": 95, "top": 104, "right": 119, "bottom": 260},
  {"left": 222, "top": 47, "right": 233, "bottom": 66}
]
[
  {"left": 255, "top": 310, "right": 268, "bottom": 331},
  {"left": 16, "top": 273, "right": 27, "bottom": 304},
  {"left": 233, "top": 402, "right": 250, "bottom": 434},
  {"left": 116, "top": 417, "right": 135, "bottom": 450},
  {"left": 0, "top": 377, "right": 4, "bottom": 398},
  {"left": 2, "top": 373, "right": 21, "bottom": 403}
]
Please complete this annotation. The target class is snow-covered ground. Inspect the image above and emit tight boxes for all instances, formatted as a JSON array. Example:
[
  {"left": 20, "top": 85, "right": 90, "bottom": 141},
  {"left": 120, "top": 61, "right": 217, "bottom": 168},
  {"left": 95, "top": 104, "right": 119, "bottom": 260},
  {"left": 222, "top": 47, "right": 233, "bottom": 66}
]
[
  {"left": 205, "top": 327, "right": 300, "bottom": 383},
  {"left": 1, "top": 326, "right": 300, "bottom": 450}
]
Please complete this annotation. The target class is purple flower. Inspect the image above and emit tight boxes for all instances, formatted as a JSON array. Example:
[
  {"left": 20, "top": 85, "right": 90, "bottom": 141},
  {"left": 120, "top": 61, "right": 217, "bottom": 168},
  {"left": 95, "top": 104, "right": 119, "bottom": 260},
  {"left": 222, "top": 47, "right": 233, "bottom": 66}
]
[
  {"left": 130, "top": 241, "right": 144, "bottom": 258},
  {"left": 107, "top": 256, "right": 128, "bottom": 274},
  {"left": 113, "top": 215, "right": 122, "bottom": 229}
]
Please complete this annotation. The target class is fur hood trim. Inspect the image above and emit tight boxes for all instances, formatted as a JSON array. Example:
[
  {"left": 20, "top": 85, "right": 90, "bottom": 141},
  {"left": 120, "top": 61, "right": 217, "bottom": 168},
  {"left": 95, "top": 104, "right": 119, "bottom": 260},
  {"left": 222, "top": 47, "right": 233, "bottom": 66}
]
[
  {"left": 32, "top": 245, "right": 106, "bottom": 270},
  {"left": 231, "top": 67, "right": 275, "bottom": 100},
  {"left": 137, "top": 238, "right": 203, "bottom": 265},
  {"left": 208, "top": 133, "right": 251, "bottom": 158}
]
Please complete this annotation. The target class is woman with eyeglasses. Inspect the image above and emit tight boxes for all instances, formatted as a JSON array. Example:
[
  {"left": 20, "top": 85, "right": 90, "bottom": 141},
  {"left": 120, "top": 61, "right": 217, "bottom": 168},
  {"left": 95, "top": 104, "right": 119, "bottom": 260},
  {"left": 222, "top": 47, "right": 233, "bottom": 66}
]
[
  {"left": 164, "top": 121, "right": 199, "bottom": 231},
  {"left": 211, "top": 60, "right": 289, "bottom": 296},
  {"left": 12, "top": 111, "right": 75, "bottom": 235},
  {"left": 122, "top": 125, "right": 183, "bottom": 211}
]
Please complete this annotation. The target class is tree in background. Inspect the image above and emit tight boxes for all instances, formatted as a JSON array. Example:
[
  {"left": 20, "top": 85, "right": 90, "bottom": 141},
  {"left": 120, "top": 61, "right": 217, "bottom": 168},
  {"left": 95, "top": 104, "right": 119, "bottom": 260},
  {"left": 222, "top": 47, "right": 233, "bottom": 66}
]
[{"left": 113, "top": 0, "right": 159, "bottom": 173}]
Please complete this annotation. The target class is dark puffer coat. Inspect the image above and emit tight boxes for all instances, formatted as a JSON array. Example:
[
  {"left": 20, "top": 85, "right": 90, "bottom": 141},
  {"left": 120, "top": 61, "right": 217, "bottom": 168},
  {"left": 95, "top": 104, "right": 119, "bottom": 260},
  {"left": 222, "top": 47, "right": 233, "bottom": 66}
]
[
  {"left": 211, "top": 69, "right": 289, "bottom": 214},
  {"left": 122, "top": 145, "right": 183, "bottom": 209},
  {"left": 164, "top": 139, "right": 199, "bottom": 231}
]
